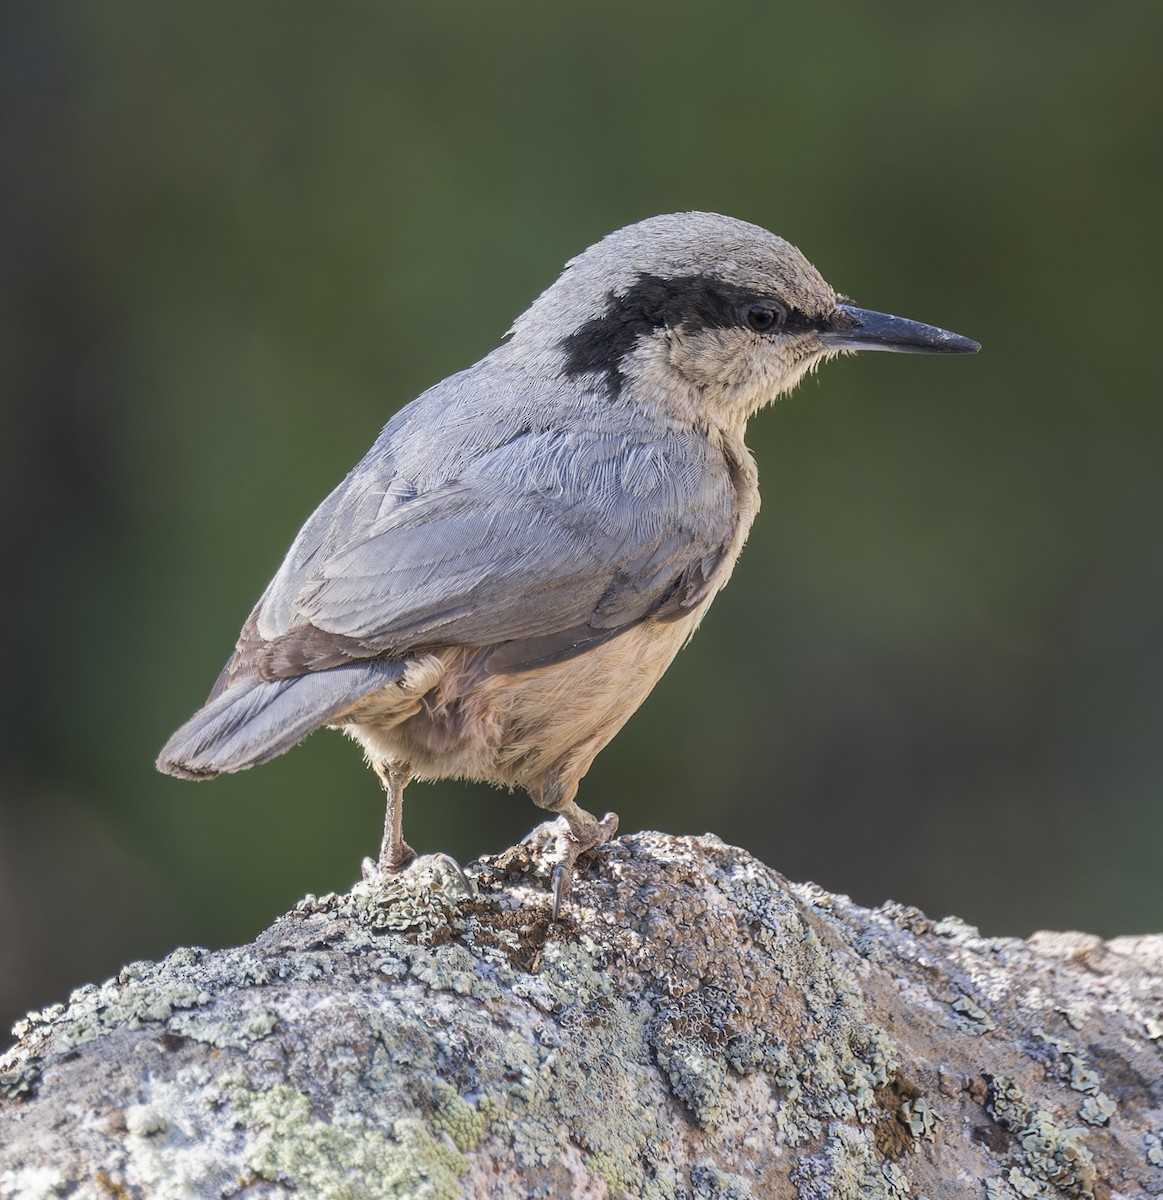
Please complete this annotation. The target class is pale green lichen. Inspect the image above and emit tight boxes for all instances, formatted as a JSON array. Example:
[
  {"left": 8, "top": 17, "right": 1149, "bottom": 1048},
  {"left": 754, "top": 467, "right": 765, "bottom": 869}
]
[
  {"left": 585, "top": 1150, "right": 637, "bottom": 1196},
  {"left": 225, "top": 1077, "right": 468, "bottom": 1200},
  {"left": 899, "top": 1096, "right": 939, "bottom": 1141},
  {"left": 296, "top": 870, "right": 468, "bottom": 942},
  {"left": 588, "top": 1151, "right": 680, "bottom": 1199},
  {"left": 1077, "top": 1093, "right": 1116, "bottom": 1126},
  {"left": 654, "top": 1045, "right": 729, "bottom": 1128},
  {"left": 168, "top": 1007, "right": 277, "bottom": 1049},
  {"left": 1032, "top": 1027, "right": 1074, "bottom": 1055},
  {"left": 1063, "top": 1053, "right": 1116, "bottom": 1126},
  {"left": 427, "top": 1081, "right": 485, "bottom": 1153},
  {"left": 0, "top": 1063, "right": 39, "bottom": 1102},
  {"left": 400, "top": 942, "right": 480, "bottom": 998},
  {"left": 952, "top": 994, "right": 997, "bottom": 1035},
  {"left": 13, "top": 973, "right": 210, "bottom": 1055},
  {"left": 689, "top": 1162, "right": 754, "bottom": 1199},
  {"left": 10, "top": 835, "right": 1151, "bottom": 1198},
  {"left": 1066, "top": 1056, "right": 1100, "bottom": 1095},
  {"left": 984, "top": 1076, "right": 1096, "bottom": 1199},
  {"left": 1029, "top": 1040, "right": 1118, "bottom": 1131},
  {"left": 791, "top": 1122, "right": 910, "bottom": 1200}
]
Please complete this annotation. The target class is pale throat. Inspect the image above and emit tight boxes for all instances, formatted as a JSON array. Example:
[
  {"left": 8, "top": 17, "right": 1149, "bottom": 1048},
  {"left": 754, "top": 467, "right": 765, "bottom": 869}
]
[{"left": 620, "top": 330, "right": 820, "bottom": 438}]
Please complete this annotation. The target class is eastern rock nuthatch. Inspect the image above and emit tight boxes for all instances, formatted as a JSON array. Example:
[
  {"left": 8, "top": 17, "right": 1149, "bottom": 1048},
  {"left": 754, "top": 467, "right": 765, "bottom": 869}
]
[{"left": 158, "top": 212, "right": 979, "bottom": 913}]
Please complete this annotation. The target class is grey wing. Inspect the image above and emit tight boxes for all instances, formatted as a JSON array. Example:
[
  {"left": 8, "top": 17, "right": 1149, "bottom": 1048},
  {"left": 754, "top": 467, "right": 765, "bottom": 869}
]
[{"left": 237, "top": 424, "right": 738, "bottom": 681}]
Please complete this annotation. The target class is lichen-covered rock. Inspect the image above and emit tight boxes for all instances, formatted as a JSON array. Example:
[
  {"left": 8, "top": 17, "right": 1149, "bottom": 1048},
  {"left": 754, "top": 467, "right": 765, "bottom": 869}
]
[{"left": 0, "top": 833, "right": 1160, "bottom": 1199}]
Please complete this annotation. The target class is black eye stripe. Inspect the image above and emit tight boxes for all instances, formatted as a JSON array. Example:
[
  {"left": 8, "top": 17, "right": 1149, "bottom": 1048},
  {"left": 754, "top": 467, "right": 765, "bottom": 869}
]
[{"left": 560, "top": 272, "right": 823, "bottom": 396}]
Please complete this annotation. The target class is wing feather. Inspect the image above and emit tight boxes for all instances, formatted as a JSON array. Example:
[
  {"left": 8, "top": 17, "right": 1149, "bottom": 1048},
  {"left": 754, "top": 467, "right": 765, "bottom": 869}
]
[{"left": 240, "top": 382, "right": 739, "bottom": 679}]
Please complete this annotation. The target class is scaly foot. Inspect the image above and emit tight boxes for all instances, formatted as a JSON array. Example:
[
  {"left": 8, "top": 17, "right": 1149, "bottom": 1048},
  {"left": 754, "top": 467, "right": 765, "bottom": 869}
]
[{"left": 523, "top": 806, "right": 619, "bottom": 921}]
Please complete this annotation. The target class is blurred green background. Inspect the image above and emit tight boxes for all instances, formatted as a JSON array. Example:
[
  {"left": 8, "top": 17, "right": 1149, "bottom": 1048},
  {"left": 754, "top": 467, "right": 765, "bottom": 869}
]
[{"left": 2, "top": 2, "right": 1161, "bottom": 1034}]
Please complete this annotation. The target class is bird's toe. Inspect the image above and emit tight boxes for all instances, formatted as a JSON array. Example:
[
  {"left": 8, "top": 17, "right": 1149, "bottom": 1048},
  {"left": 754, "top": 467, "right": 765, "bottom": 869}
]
[{"left": 523, "top": 807, "right": 619, "bottom": 921}]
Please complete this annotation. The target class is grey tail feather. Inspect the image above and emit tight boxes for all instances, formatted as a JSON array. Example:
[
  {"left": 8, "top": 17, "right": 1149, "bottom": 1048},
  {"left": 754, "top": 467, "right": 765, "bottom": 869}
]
[{"left": 156, "top": 659, "right": 407, "bottom": 780}]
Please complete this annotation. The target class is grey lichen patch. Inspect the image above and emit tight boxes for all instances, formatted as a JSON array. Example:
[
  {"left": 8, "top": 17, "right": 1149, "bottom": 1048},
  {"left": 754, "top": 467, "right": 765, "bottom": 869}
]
[
  {"left": 98, "top": 1065, "right": 250, "bottom": 1198},
  {"left": 617, "top": 834, "right": 907, "bottom": 1197},
  {"left": 690, "top": 1162, "right": 754, "bottom": 1198},
  {"left": 1030, "top": 1035, "right": 1118, "bottom": 1130},
  {"left": 877, "top": 901, "right": 935, "bottom": 938},
  {"left": 898, "top": 1096, "right": 939, "bottom": 1141},
  {"left": 0, "top": 1062, "right": 39, "bottom": 1102},
  {"left": 1058, "top": 1008, "right": 1085, "bottom": 1032},
  {"left": 169, "top": 1007, "right": 277, "bottom": 1050},
  {"left": 399, "top": 940, "right": 485, "bottom": 999},
  {"left": 1146, "top": 1132, "right": 1163, "bottom": 1167},
  {"left": 931, "top": 915, "right": 983, "bottom": 941},
  {"left": 535, "top": 933, "right": 612, "bottom": 1005},
  {"left": 1064, "top": 1054, "right": 1116, "bottom": 1127},
  {"left": 984, "top": 1075, "right": 1096, "bottom": 1199},
  {"left": 521, "top": 992, "right": 673, "bottom": 1190},
  {"left": 713, "top": 849, "right": 897, "bottom": 1132},
  {"left": 791, "top": 1122, "right": 911, "bottom": 1200},
  {"left": 1076, "top": 1092, "right": 1116, "bottom": 1127},
  {"left": 10, "top": 967, "right": 210, "bottom": 1057},
  {"left": 3, "top": 833, "right": 1162, "bottom": 1198},
  {"left": 295, "top": 869, "right": 468, "bottom": 943},
  {"left": 654, "top": 1041, "right": 730, "bottom": 1128},
  {"left": 952, "top": 994, "right": 997, "bottom": 1034},
  {"left": 1032, "top": 1027, "right": 1075, "bottom": 1057}
]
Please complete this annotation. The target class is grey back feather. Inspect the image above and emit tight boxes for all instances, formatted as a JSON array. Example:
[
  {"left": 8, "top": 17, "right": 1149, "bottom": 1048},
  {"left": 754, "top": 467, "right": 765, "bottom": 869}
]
[{"left": 244, "top": 358, "right": 738, "bottom": 677}]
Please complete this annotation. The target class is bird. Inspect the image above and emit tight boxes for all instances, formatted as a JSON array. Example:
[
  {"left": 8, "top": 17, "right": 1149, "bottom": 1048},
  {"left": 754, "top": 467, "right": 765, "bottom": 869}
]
[{"left": 157, "top": 211, "right": 979, "bottom": 915}]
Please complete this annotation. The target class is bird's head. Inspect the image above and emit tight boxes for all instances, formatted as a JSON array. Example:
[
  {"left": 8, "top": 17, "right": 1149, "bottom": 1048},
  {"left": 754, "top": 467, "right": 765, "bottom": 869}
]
[{"left": 510, "top": 212, "right": 978, "bottom": 432}]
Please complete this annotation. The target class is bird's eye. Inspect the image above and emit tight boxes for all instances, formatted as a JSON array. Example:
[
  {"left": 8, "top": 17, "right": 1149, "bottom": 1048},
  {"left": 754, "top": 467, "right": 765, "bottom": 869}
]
[{"left": 744, "top": 303, "right": 787, "bottom": 333}]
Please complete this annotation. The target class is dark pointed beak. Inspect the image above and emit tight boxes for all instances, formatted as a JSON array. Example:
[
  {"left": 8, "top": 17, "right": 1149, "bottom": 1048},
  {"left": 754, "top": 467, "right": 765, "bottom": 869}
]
[{"left": 823, "top": 304, "right": 980, "bottom": 355}]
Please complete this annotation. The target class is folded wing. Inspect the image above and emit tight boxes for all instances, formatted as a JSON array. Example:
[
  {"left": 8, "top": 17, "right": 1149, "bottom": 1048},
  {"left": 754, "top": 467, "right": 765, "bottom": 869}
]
[{"left": 243, "top": 422, "right": 738, "bottom": 679}]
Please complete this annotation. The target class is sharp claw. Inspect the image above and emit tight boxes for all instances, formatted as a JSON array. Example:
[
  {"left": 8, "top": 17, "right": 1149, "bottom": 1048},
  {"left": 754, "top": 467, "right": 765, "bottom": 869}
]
[
  {"left": 432, "top": 852, "right": 474, "bottom": 897},
  {"left": 551, "top": 862, "right": 571, "bottom": 923}
]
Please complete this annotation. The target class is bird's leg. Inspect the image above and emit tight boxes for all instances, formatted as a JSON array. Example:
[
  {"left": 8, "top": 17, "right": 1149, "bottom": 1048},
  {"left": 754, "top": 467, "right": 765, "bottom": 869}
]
[
  {"left": 374, "top": 761, "right": 416, "bottom": 870},
  {"left": 362, "top": 761, "right": 471, "bottom": 894},
  {"left": 526, "top": 782, "right": 618, "bottom": 921}
]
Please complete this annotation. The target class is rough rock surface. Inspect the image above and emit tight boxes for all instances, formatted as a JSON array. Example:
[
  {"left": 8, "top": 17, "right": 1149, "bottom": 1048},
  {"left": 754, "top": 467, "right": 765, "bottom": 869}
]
[{"left": 0, "top": 832, "right": 1160, "bottom": 1199}]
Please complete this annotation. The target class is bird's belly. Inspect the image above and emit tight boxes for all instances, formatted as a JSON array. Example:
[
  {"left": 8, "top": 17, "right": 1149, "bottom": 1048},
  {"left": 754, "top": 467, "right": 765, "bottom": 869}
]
[{"left": 341, "top": 609, "right": 707, "bottom": 795}]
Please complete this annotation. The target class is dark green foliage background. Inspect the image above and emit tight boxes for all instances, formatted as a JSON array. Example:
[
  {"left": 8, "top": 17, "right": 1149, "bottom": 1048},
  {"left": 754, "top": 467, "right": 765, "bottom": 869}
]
[{"left": 2, "top": 2, "right": 1161, "bottom": 1032}]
